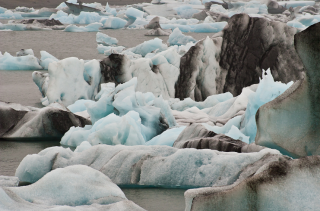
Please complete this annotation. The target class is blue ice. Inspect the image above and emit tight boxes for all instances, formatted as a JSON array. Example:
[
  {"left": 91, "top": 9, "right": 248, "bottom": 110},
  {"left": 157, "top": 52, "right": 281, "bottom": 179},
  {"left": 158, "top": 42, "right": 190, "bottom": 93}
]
[
  {"left": 96, "top": 32, "right": 118, "bottom": 46},
  {"left": 64, "top": 22, "right": 102, "bottom": 32},
  {"left": 174, "top": 5, "right": 200, "bottom": 19},
  {"left": 102, "top": 17, "right": 127, "bottom": 29},
  {"left": 162, "top": 22, "right": 227, "bottom": 33},
  {"left": 146, "top": 126, "right": 186, "bottom": 146},
  {"left": 167, "top": 28, "right": 196, "bottom": 46},
  {"left": 0, "top": 52, "right": 42, "bottom": 70},
  {"left": 240, "top": 68, "right": 293, "bottom": 143},
  {"left": 39, "top": 51, "right": 59, "bottom": 69},
  {"left": 130, "top": 38, "right": 164, "bottom": 56}
]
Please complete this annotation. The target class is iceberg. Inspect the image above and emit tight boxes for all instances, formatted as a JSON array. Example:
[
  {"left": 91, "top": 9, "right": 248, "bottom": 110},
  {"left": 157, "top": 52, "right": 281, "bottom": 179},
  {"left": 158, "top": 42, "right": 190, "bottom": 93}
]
[
  {"left": 167, "top": 28, "right": 196, "bottom": 46},
  {"left": 174, "top": 5, "right": 200, "bottom": 19},
  {"left": 0, "top": 10, "right": 23, "bottom": 19},
  {"left": 255, "top": 23, "right": 320, "bottom": 157},
  {"left": 0, "top": 52, "right": 42, "bottom": 70},
  {"left": 102, "top": 17, "right": 127, "bottom": 29},
  {"left": 39, "top": 51, "right": 59, "bottom": 69},
  {"left": 62, "top": 78, "right": 174, "bottom": 147},
  {"left": 161, "top": 22, "right": 227, "bottom": 33},
  {"left": 129, "top": 37, "right": 164, "bottom": 56},
  {"left": 146, "top": 126, "right": 186, "bottom": 146},
  {"left": 74, "top": 11, "right": 102, "bottom": 24},
  {"left": 33, "top": 57, "right": 101, "bottom": 106},
  {"left": 126, "top": 7, "right": 144, "bottom": 19},
  {"left": 105, "top": 3, "right": 117, "bottom": 16},
  {"left": 61, "top": 111, "right": 146, "bottom": 147},
  {"left": 15, "top": 144, "right": 281, "bottom": 188},
  {"left": 0, "top": 176, "right": 19, "bottom": 187},
  {"left": 97, "top": 44, "right": 125, "bottom": 55},
  {"left": 49, "top": 10, "right": 75, "bottom": 24},
  {"left": 240, "top": 68, "right": 293, "bottom": 143},
  {"left": 0, "top": 102, "right": 91, "bottom": 139},
  {"left": 185, "top": 155, "right": 320, "bottom": 211},
  {"left": 64, "top": 22, "right": 102, "bottom": 32},
  {"left": 2, "top": 165, "right": 145, "bottom": 210},
  {"left": 96, "top": 32, "right": 118, "bottom": 46}
]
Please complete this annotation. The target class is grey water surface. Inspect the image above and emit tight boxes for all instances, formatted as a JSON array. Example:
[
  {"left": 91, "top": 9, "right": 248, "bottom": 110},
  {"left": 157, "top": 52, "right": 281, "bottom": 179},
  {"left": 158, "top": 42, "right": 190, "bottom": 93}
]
[{"left": 0, "top": 29, "right": 214, "bottom": 211}]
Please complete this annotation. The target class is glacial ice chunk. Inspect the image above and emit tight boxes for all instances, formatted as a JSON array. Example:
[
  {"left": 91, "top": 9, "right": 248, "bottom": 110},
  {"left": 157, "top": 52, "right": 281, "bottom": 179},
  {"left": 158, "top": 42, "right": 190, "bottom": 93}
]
[
  {"left": 0, "top": 52, "right": 42, "bottom": 70},
  {"left": 146, "top": 126, "right": 186, "bottom": 146},
  {"left": 13, "top": 165, "right": 127, "bottom": 206},
  {"left": 42, "top": 57, "right": 101, "bottom": 106},
  {"left": 74, "top": 11, "right": 102, "bottom": 24},
  {"left": 96, "top": 32, "right": 118, "bottom": 46},
  {"left": 240, "top": 68, "right": 293, "bottom": 143},
  {"left": 64, "top": 22, "right": 102, "bottom": 32},
  {"left": 39, "top": 51, "right": 59, "bottom": 69},
  {"left": 0, "top": 10, "right": 23, "bottom": 19},
  {"left": 105, "top": 3, "right": 117, "bottom": 16},
  {"left": 126, "top": 7, "right": 144, "bottom": 19},
  {"left": 102, "top": 17, "right": 127, "bottom": 29},
  {"left": 167, "top": 28, "right": 196, "bottom": 46},
  {"left": 61, "top": 111, "right": 146, "bottom": 147},
  {"left": 174, "top": 5, "right": 200, "bottom": 19},
  {"left": 49, "top": 10, "right": 75, "bottom": 24},
  {"left": 161, "top": 22, "right": 227, "bottom": 33},
  {"left": 15, "top": 144, "right": 281, "bottom": 188},
  {"left": 129, "top": 37, "right": 164, "bottom": 56}
]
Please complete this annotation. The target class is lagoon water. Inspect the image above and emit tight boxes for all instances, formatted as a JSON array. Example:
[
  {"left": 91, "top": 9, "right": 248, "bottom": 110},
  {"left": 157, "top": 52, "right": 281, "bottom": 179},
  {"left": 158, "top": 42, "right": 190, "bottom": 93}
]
[{"left": 0, "top": 28, "right": 214, "bottom": 211}]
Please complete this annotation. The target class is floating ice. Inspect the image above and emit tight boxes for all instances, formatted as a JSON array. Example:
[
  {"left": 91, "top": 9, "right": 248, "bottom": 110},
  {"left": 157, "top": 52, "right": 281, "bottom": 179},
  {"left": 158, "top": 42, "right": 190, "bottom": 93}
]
[
  {"left": 15, "top": 6, "right": 35, "bottom": 13},
  {"left": 0, "top": 6, "right": 7, "bottom": 13},
  {"left": 170, "top": 92, "right": 233, "bottom": 111},
  {"left": 13, "top": 165, "right": 127, "bottom": 206},
  {"left": 278, "top": 1, "right": 315, "bottom": 8},
  {"left": 129, "top": 37, "right": 164, "bottom": 56},
  {"left": 74, "top": 11, "right": 102, "bottom": 24},
  {"left": 225, "top": 125, "right": 250, "bottom": 144},
  {"left": 0, "top": 52, "right": 42, "bottom": 70},
  {"left": 49, "top": 10, "right": 75, "bottom": 24},
  {"left": 105, "top": 3, "right": 117, "bottom": 16},
  {"left": 64, "top": 22, "right": 102, "bottom": 32},
  {"left": 126, "top": 7, "right": 144, "bottom": 19},
  {"left": 97, "top": 44, "right": 125, "bottom": 55},
  {"left": 0, "top": 10, "right": 23, "bottom": 19},
  {"left": 15, "top": 144, "right": 281, "bottom": 188},
  {"left": 174, "top": 5, "right": 200, "bottom": 19},
  {"left": 63, "top": 78, "right": 174, "bottom": 147},
  {"left": 39, "top": 51, "right": 58, "bottom": 69},
  {"left": 240, "top": 68, "right": 293, "bottom": 143},
  {"left": 167, "top": 28, "right": 196, "bottom": 46},
  {"left": 146, "top": 126, "right": 186, "bottom": 146},
  {"left": 102, "top": 17, "right": 127, "bottom": 29},
  {"left": 16, "top": 49, "right": 34, "bottom": 56},
  {"left": 34, "top": 57, "right": 101, "bottom": 106},
  {"left": 287, "top": 14, "right": 320, "bottom": 29},
  {"left": 96, "top": 32, "right": 118, "bottom": 46},
  {"left": 162, "top": 22, "right": 227, "bottom": 33},
  {"left": 61, "top": 111, "right": 146, "bottom": 147},
  {"left": 0, "top": 176, "right": 19, "bottom": 187}
]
